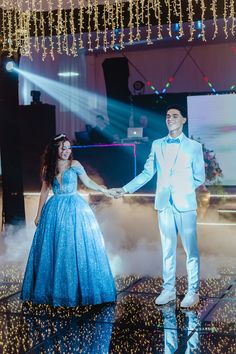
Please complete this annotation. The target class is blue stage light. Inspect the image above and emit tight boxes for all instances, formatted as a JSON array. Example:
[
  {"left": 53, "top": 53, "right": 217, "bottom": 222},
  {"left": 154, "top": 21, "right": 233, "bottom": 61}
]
[
  {"left": 5, "top": 61, "right": 15, "bottom": 72},
  {"left": 196, "top": 20, "right": 202, "bottom": 30},
  {"left": 174, "top": 23, "right": 180, "bottom": 32}
]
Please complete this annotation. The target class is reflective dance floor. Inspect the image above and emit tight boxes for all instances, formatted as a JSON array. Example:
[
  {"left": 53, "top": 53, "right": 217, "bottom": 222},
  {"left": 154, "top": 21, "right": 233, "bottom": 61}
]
[
  {"left": 0, "top": 193, "right": 236, "bottom": 352},
  {"left": 0, "top": 264, "right": 236, "bottom": 353}
]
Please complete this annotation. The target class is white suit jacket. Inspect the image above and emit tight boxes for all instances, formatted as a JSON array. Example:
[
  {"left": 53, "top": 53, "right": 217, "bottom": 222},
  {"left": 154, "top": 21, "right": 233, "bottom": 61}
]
[{"left": 123, "top": 134, "right": 205, "bottom": 211}]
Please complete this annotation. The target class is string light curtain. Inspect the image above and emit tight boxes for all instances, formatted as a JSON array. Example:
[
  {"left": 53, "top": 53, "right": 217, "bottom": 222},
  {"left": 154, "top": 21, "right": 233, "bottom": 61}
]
[{"left": 0, "top": 0, "right": 235, "bottom": 60}]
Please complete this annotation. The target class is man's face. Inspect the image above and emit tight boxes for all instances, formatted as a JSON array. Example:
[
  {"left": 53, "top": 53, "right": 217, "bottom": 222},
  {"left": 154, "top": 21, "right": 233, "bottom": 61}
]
[
  {"left": 96, "top": 117, "right": 106, "bottom": 129},
  {"left": 140, "top": 115, "right": 148, "bottom": 127},
  {"left": 166, "top": 109, "right": 186, "bottom": 134}
]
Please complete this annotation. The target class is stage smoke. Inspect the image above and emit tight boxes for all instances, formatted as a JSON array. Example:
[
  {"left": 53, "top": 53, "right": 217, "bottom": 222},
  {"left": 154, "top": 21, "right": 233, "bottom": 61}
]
[
  {"left": 0, "top": 198, "right": 235, "bottom": 279},
  {"left": 95, "top": 198, "right": 236, "bottom": 278}
]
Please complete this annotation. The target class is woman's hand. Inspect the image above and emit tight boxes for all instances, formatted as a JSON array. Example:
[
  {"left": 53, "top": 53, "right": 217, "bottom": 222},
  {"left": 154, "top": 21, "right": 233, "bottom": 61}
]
[
  {"left": 108, "top": 188, "right": 125, "bottom": 198},
  {"left": 100, "top": 185, "right": 115, "bottom": 198},
  {"left": 34, "top": 216, "right": 40, "bottom": 227}
]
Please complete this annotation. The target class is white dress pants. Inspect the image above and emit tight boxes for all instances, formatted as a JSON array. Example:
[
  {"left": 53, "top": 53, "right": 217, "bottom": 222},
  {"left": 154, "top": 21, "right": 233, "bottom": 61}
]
[
  {"left": 158, "top": 204, "right": 199, "bottom": 293},
  {"left": 161, "top": 305, "right": 200, "bottom": 353}
]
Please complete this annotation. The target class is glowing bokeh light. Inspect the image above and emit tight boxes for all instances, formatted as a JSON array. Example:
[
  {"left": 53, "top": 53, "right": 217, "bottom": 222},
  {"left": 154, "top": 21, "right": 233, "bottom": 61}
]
[{"left": 5, "top": 61, "right": 15, "bottom": 72}]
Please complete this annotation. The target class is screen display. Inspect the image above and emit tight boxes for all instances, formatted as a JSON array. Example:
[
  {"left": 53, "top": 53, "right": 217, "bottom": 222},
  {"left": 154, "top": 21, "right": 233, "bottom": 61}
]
[{"left": 188, "top": 94, "right": 236, "bottom": 186}]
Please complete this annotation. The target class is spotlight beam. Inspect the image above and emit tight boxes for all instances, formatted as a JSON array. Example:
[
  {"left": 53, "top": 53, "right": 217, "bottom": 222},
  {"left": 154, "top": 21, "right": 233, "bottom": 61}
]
[
  {"left": 16, "top": 68, "right": 165, "bottom": 165},
  {"left": 17, "top": 68, "right": 162, "bottom": 130}
]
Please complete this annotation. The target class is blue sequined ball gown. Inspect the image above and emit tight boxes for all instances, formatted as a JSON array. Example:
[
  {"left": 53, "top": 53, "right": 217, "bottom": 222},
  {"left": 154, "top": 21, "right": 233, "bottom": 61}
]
[{"left": 21, "top": 165, "right": 116, "bottom": 307}]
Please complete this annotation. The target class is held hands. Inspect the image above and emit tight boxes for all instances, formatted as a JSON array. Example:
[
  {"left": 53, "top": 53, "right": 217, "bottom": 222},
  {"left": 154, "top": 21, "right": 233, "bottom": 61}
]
[
  {"left": 100, "top": 185, "right": 125, "bottom": 199},
  {"left": 107, "top": 188, "right": 125, "bottom": 199},
  {"left": 100, "top": 185, "right": 125, "bottom": 198},
  {"left": 100, "top": 185, "right": 115, "bottom": 198}
]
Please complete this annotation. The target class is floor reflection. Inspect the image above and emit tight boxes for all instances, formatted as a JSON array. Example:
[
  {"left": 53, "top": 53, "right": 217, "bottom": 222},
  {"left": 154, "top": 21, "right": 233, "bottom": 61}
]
[
  {"left": 0, "top": 271, "right": 235, "bottom": 353},
  {"left": 160, "top": 304, "right": 200, "bottom": 354}
]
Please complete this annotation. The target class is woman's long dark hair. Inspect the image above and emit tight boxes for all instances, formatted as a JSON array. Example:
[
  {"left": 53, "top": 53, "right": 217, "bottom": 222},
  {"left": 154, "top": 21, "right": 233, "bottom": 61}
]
[{"left": 41, "top": 134, "right": 73, "bottom": 185}]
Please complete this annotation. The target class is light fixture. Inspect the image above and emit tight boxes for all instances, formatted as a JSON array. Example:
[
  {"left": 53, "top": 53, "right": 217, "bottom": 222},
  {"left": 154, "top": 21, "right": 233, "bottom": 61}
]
[
  {"left": 133, "top": 80, "right": 145, "bottom": 95},
  {"left": 5, "top": 60, "right": 15, "bottom": 72},
  {"left": 196, "top": 20, "right": 202, "bottom": 30},
  {"left": 114, "top": 44, "right": 121, "bottom": 51},
  {"left": 173, "top": 23, "right": 180, "bottom": 32},
  {"left": 58, "top": 72, "right": 80, "bottom": 77}
]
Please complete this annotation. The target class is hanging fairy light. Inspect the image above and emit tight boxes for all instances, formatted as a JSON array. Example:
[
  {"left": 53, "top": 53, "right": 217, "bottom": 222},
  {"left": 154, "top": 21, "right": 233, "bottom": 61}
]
[
  {"left": 187, "top": 0, "right": 195, "bottom": 42},
  {"left": 0, "top": 0, "right": 235, "bottom": 60},
  {"left": 78, "top": 0, "right": 84, "bottom": 49},
  {"left": 48, "top": 0, "right": 55, "bottom": 60},
  {"left": 211, "top": 0, "right": 218, "bottom": 39},
  {"left": 229, "top": 0, "right": 235, "bottom": 36},
  {"left": 223, "top": 0, "right": 229, "bottom": 39}
]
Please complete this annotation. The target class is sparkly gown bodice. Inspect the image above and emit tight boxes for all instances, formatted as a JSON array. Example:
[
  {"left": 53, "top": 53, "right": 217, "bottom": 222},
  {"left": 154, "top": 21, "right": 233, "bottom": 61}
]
[{"left": 52, "top": 166, "right": 83, "bottom": 195}]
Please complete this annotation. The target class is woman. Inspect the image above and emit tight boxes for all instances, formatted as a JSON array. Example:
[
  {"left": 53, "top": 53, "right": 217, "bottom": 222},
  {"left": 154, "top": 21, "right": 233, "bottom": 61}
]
[{"left": 21, "top": 133, "right": 116, "bottom": 307}]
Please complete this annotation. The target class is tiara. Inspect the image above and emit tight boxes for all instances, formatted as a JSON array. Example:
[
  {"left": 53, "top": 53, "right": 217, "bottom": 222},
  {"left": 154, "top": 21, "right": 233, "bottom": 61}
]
[{"left": 54, "top": 134, "right": 66, "bottom": 141}]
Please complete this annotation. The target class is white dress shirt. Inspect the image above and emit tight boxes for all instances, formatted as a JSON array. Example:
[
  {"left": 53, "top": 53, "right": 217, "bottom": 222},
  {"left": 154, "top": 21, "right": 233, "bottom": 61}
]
[{"left": 165, "top": 133, "right": 184, "bottom": 175}]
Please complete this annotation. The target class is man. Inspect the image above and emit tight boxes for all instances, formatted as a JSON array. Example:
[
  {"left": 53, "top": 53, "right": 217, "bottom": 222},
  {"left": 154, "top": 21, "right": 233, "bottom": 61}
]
[
  {"left": 111, "top": 105, "right": 205, "bottom": 307},
  {"left": 139, "top": 114, "right": 149, "bottom": 138},
  {"left": 89, "top": 115, "right": 113, "bottom": 144}
]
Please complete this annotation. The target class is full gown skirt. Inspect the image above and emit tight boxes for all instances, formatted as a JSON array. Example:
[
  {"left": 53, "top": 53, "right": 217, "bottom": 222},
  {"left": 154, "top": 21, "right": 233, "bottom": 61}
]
[{"left": 21, "top": 165, "right": 116, "bottom": 307}]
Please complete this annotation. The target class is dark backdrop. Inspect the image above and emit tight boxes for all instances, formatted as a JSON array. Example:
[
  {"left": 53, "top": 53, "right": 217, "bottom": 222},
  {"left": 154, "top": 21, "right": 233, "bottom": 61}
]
[{"left": 72, "top": 145, "right": 136, "bottom": 189}]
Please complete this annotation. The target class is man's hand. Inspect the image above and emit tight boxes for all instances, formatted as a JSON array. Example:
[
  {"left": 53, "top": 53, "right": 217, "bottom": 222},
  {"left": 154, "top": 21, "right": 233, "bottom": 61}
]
[
  {"left": 100, "top": 185, "right": 114, "bottom": 198},
  {"left": 108, "top": 188, "right": 125, "bottom": 199}
]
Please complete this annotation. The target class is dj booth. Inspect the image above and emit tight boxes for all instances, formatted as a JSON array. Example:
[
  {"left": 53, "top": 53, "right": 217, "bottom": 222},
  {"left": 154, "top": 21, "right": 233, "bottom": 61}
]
[{"left": 72, "top": 142, "right": 155, "bottom": 192}]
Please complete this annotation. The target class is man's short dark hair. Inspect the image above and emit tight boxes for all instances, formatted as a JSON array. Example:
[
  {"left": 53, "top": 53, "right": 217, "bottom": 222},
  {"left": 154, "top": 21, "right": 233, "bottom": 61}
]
[{"left": 166, "top": 104, "right": 187, "bottom": 118}]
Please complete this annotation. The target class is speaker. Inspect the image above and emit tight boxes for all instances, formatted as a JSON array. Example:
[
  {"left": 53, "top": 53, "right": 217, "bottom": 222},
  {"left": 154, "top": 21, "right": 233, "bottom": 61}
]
[
  {"left": 102, "top": 58, "right": 131, "bottom": 137},
  {"left": 0, "top": 105, "right": 26, "bottom": 225},
  {"left": 18, "top": 104, "right": 56, "bottom": 192},
  {"left": 0, "top": 52, "right": 26, "bottom": 225},
  {"left": 102, "top": 57, "right": 130, "bottom": 101}
]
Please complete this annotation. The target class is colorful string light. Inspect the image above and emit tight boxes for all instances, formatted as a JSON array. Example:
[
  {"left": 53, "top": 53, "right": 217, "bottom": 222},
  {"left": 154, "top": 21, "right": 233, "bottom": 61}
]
[{"left": 146, "top": 81, "right": 159, "bottom": 95}]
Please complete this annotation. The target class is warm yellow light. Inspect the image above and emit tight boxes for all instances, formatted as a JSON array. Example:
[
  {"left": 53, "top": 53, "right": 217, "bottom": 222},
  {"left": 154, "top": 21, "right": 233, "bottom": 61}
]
[{"left": 0, "top": 0, "right": 233, "bottom": 60}]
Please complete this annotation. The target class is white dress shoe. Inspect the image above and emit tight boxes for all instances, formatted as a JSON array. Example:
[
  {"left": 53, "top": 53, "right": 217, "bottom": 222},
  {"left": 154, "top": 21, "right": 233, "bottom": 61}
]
[
  {"left": 180, "top": 292, "right": 199, "bottom": 308},
  {"left": 155, "top": 290, "right": 176, "bottom": 305}
]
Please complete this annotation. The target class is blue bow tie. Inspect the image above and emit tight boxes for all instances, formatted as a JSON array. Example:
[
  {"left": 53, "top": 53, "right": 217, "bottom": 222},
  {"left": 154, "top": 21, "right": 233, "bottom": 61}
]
[{"left": 167, "top": 138, "right": 180, "bottom": 144}]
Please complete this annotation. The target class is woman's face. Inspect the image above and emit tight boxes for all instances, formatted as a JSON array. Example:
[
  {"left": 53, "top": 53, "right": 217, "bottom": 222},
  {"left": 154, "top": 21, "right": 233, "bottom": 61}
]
[{"left": 58, "top": 140, "right": 72, "bottom": 160}]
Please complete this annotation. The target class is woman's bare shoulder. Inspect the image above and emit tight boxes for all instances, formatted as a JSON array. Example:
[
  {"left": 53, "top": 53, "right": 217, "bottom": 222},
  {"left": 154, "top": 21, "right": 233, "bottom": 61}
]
[{"left": 71, "top": 160, "right": 82, "bottom": 167}]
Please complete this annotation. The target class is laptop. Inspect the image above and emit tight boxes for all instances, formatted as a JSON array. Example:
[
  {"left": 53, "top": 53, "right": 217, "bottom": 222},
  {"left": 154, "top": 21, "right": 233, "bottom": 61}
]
[{"left": 127, "top": 127, "right": 143, "bottom": 139}]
